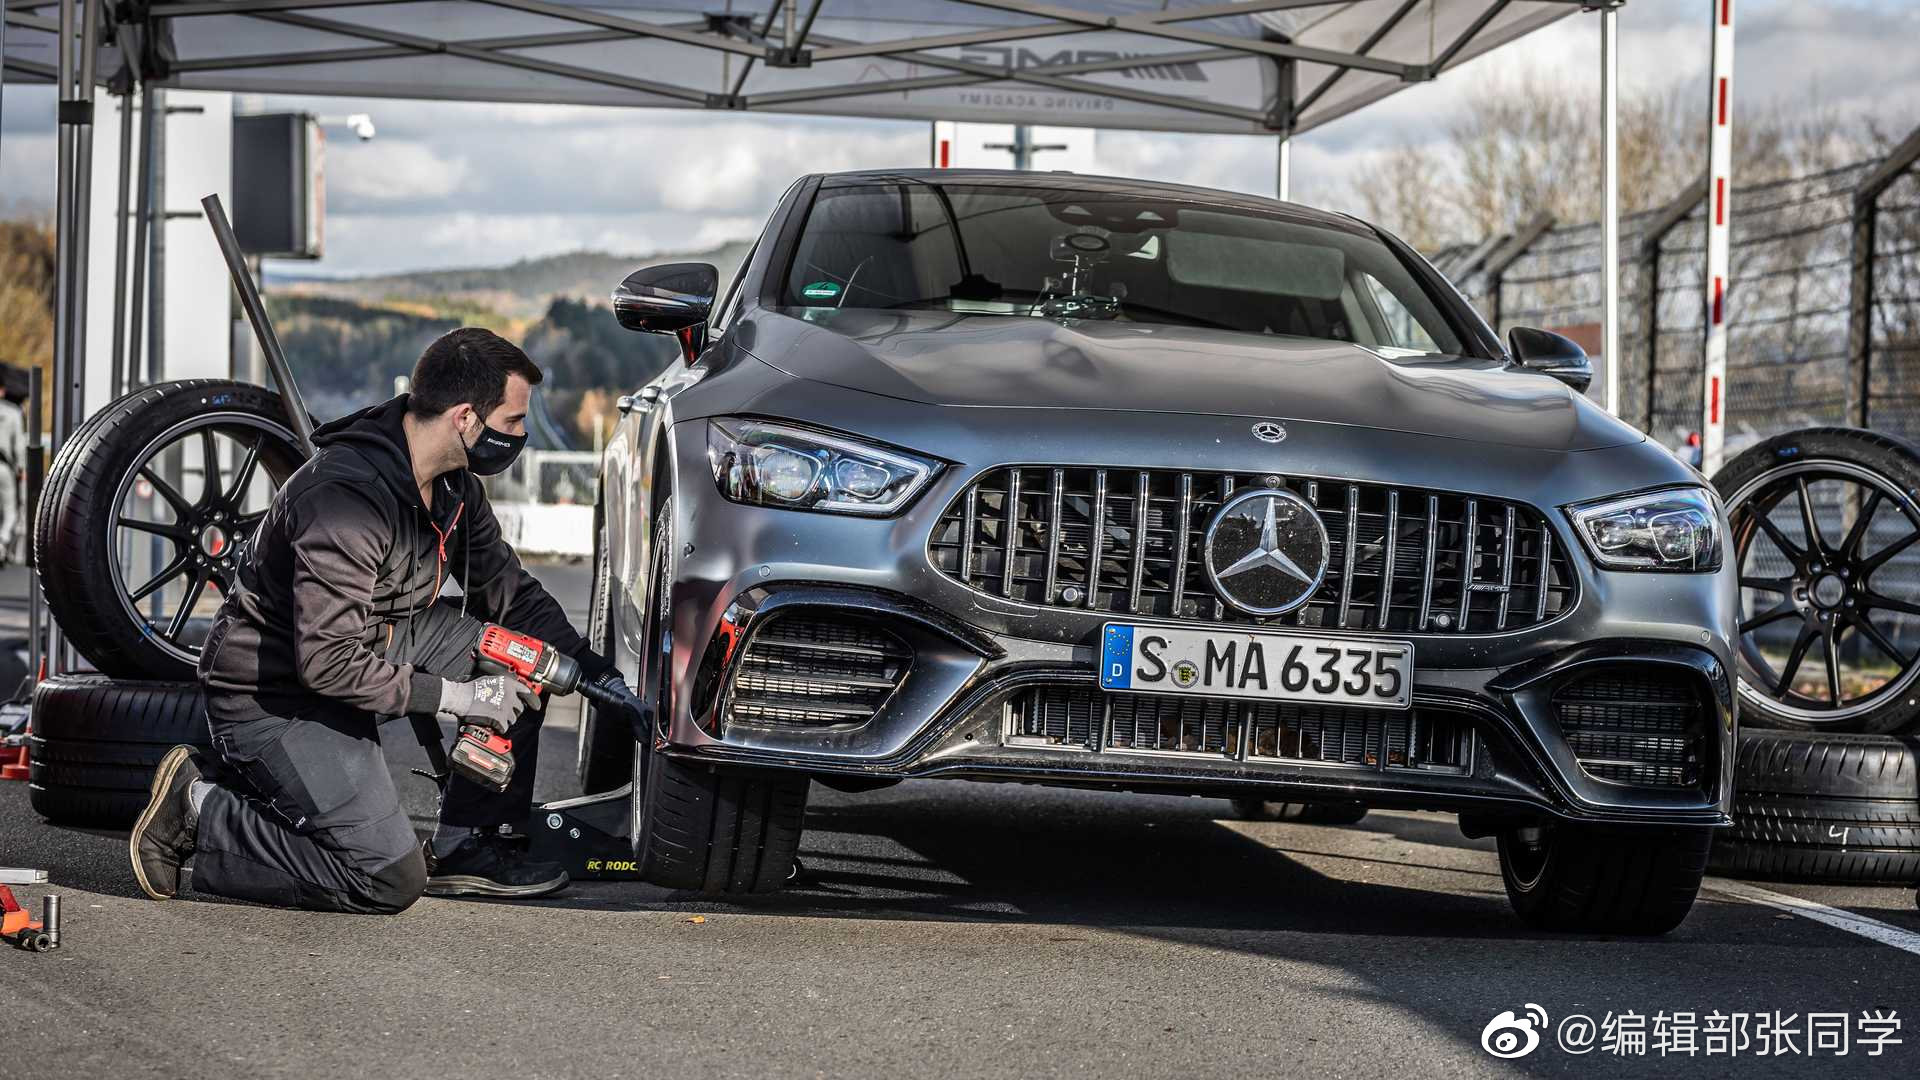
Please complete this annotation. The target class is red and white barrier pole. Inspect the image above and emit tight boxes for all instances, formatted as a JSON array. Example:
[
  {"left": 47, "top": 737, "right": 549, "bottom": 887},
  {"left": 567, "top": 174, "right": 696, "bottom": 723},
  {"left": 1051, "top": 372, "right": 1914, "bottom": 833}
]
[{"left": 1700, "top": 0, "right": 1736, "bottom": 474}]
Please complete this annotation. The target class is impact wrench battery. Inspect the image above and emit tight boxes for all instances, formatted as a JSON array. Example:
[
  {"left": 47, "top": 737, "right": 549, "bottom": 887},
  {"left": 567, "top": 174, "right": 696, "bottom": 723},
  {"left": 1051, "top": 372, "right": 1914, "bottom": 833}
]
[{"left": 447, "top": 625, "right": 641, "bottom": 792}]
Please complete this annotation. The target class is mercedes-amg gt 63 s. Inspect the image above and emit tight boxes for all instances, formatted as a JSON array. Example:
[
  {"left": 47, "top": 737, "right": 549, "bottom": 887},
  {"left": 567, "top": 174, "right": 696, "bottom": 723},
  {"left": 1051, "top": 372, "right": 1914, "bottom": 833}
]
[{"left": 583, "top": 169, "right": 1735, "bottom": 934}]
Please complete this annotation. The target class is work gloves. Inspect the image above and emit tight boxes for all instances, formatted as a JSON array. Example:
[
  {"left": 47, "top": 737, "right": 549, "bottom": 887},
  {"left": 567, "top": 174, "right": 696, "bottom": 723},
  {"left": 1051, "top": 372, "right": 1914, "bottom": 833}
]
[{"left": 438, "top": 673, "right": 539, "bottom": 733}]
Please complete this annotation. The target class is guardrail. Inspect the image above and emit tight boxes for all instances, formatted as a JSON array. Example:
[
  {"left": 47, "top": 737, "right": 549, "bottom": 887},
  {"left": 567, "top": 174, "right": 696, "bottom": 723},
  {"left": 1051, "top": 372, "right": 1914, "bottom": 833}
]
[{"left": 479, "top": 448, "right": 598, "bottom": 559}]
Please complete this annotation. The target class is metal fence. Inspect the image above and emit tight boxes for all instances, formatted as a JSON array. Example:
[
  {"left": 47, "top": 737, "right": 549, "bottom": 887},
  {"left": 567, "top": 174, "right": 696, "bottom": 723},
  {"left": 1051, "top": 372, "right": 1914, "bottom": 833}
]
[
  {"left": 1432, "top": 129, "right": 1920, "bottom": 680},
  {"left": 1430, "top": 125, "right": 1920, "bottom": 457}
]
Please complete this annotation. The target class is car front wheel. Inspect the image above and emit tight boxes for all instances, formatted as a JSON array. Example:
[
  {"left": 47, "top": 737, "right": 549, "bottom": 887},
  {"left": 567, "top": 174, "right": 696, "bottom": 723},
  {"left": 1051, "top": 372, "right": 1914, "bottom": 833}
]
[
  {"left": 575, "top": 498, "right": 633, "bottom": 794},
  {"left": 628, "top": 495, "right": 810, "bottom": 894},
  {"left": 1498, "top": 823, "right": 1712, "bottom": 935}
]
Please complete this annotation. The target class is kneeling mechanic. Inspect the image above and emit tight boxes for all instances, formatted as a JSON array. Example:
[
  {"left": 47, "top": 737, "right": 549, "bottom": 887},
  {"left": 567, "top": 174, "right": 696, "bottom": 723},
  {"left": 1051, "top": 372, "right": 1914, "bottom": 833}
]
[{"left": 128, "top": 328, "right": 632, "bottom": 912}]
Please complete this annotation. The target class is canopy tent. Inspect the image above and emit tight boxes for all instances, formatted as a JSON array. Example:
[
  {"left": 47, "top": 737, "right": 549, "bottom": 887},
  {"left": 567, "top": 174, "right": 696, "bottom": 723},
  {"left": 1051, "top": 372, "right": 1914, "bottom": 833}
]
[
  {"left": 5, "top": 0, "right": 1645, "bottom": 678},
  {"left": 7, "top": 0, "right": 1585, "bottom": 134}
]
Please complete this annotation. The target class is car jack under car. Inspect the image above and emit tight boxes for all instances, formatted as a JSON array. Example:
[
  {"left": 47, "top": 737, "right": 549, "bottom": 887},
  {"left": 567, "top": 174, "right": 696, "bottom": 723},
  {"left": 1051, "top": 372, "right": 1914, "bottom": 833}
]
[{"left": 527, "top": 786, "right": 642, "bottom": 882}]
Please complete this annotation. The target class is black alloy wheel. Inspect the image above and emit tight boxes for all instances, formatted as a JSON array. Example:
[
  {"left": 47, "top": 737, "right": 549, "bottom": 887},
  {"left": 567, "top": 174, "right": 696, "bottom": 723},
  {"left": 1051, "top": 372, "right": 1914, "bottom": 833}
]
[
  {"left": 109, "top": 420, "right": 280, "bottom": 657},
  {"left": 1718, "top": 428, "right": 1920, "bottom": 734},
  {"left": 36, "top": 380, "right": 306, "bottom": 681}
]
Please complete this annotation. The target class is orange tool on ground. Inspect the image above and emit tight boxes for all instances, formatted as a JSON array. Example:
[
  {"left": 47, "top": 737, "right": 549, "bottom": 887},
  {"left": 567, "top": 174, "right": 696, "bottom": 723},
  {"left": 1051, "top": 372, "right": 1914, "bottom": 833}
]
[{"left": 0, "top": 886, "right": 54, "bottom": 952}]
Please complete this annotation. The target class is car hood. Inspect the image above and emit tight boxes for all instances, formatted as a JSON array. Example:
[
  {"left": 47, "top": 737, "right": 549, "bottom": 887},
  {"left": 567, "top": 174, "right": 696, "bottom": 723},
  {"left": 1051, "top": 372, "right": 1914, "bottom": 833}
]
[{"left": 745, "top": 309, "right": 1641, "bottom": 452}]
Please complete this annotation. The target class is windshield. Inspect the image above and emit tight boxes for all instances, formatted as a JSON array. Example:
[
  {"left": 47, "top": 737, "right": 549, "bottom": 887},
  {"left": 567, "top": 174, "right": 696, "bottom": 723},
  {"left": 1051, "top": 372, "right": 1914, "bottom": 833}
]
[{"left": 781, "top": 180, "right": 1464, "bottom": 355}]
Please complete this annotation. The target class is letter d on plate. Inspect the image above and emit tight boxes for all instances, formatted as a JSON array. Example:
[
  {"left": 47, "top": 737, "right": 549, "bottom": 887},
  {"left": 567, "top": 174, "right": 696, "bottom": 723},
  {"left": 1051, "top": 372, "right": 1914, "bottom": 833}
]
[{"left": 1101, "top": 625, "right": 1134, "bottom": 690}]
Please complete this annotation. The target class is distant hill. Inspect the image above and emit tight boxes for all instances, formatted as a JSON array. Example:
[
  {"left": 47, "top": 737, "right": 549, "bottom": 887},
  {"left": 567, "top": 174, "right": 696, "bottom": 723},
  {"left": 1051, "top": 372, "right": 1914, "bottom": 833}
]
[
  {"left": 272, "top": 242, "right": 754, "bottom": 321},
  {"left": 264, "top": 240, "right": 755, "bottom": 450}
]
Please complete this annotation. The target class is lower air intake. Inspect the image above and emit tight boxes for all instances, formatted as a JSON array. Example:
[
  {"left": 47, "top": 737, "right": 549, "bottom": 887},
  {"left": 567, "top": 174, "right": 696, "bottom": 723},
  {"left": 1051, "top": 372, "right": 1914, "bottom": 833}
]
[
  {"left": 1552, "top": 668, "right": 1708, "bottom": 789},
  {"left": 725, "top": 612, "right": 911, "bottom": 727},
  {"left": 1007, "top": 685, "right": 1472, "bottom": 773}
]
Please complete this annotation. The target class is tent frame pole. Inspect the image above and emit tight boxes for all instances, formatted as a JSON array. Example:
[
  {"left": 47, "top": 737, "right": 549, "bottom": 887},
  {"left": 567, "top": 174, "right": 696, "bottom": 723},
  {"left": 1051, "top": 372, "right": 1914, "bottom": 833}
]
[
  {"left": 126, "top": 79, "right": 156, "bottom": 389},
  {"left": 1598, "top": 1, "right": 1620, "bottom": 415},
  {"left": 110, "top": 84, "right": 135, "bottom": 399}
]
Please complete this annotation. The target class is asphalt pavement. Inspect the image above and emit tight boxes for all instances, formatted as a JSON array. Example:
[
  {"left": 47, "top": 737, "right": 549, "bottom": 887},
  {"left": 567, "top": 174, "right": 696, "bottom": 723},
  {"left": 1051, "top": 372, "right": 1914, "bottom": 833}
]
[{"left": 3, "top": 559, "right": 1919, "bottom": 1079}]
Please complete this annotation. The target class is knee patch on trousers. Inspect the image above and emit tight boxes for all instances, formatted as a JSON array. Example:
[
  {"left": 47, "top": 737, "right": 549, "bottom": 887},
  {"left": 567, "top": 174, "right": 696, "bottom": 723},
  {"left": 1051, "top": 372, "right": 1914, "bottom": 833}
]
[{"left": 361, "top": 847, "right": 429, "bottom": 914}]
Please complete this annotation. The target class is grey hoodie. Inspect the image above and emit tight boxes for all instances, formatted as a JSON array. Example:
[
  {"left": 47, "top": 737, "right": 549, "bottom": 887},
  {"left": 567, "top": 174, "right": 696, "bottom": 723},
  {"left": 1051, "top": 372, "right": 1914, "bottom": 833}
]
[{"left": 198, "top": 395, "right": 597, "bottom": 715}]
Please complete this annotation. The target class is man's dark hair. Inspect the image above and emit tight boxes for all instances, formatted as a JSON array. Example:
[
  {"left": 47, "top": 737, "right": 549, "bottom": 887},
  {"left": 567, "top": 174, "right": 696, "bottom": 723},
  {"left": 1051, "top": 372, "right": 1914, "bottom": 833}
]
[{"left": 408, "top": 327, "right": 543, "bottom": 419}]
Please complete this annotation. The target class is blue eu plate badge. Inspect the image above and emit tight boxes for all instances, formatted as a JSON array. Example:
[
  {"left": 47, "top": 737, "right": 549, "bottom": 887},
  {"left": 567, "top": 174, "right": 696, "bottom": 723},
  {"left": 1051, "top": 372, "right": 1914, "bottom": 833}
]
[{"left": 1101, "top": 625, "right": 1134, "bottom": 690}]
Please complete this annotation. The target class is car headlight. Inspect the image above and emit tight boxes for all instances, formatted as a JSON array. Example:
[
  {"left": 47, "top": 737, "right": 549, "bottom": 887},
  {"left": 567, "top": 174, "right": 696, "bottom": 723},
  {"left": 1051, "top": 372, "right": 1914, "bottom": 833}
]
[
  {"left": 1569, "top": 487, "right": 1722, "bottom": 572},
  {"left": 706, "top": 418, "right": 939, "bottom": 516}
]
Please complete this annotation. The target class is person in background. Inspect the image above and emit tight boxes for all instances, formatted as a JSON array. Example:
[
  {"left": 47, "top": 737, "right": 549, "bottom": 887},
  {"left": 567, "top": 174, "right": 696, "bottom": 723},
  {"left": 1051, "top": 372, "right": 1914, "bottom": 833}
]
[{"left": 0, "top": 375, "right": 25, "bottom": 567}]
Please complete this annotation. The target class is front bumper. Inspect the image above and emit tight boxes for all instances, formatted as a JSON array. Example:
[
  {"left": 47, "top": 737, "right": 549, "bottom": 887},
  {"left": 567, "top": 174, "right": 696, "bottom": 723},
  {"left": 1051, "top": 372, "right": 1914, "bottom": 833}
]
[{"left": 644, "top": 421, "right": 1737, "bottom": 828}]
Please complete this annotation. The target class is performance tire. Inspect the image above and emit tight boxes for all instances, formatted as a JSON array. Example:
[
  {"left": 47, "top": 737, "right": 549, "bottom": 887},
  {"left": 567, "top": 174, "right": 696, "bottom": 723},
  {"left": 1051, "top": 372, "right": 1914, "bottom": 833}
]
[
  {"left": 35, "top": 379, "right": 306, "bottom": 681},
  {"left": 628, "top": 496, "right": 809, "bottom": 894},
  {"left": 1709, "top": 728, "right": 1920, "bottom": 884},
  {"left": 26, "top": 675, "right": 211, "bottom": 827},
  {"left": 575, "top": 498, "right": 633, "bottom": 794},
  {"left": 1499, "top": 824, "right": 1712, "bottom": 935}
]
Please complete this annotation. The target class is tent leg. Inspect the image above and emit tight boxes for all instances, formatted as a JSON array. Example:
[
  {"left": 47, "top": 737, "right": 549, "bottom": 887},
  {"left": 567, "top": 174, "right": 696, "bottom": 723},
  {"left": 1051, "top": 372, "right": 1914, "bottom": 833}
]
[
  {"left": 65, "top": 0, "right": 100, "bottom": 441},
  {"left": 48, "top": 0, "right": 100, "bottom": 676},
  {"left": 51, "top": 0, "right": 74, "bottom": 445},
  {"left": 1599, "top": 2, "right": 1620, "bottom": 415},
  {"left": 127, "top": 81, "right": 155, "bottom": 390},
  {"left": 1276, "top": 134, "right": 1291, "bottom": 201},
  {"left": 111, "top": 89, "right": 135, "bottom": 399},
  {"left": 146, "top": 87, "right": 168, "bottom": 386}
]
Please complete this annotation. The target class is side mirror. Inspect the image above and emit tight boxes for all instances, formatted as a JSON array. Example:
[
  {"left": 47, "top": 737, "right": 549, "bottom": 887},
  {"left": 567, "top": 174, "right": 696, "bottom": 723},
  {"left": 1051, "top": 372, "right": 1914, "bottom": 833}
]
[
  {"left": 1508, "top": 326, "right": 1592, "bottom": 394},
  {"left": 613, "top": 262, "right": 718, "bottom": 362}
]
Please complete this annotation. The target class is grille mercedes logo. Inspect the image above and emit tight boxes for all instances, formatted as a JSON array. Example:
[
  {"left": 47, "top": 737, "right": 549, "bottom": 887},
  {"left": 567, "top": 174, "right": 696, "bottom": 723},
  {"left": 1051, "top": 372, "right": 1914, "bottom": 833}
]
[
  {"left": 1203, "top": 489, "right": 1330, "bottom": 616},
  {"left": 1251, "top": 421, "right": 1286, "bottom": 443}
]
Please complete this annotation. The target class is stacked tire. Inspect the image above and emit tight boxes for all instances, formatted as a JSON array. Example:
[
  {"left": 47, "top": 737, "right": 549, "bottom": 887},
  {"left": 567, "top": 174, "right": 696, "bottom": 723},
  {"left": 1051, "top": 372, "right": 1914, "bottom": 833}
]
[
  {"left": 28, "top": 678, "right": 211, "bottom": 826},
  {"left": 1713, "top": 730, "right": 1919, "bottom": 883},
  {"left": 1710, "top": 428, "right": 1920, "bottom": 885},
  {"left": 26, "top": 380, "right": 303, "bottom": 826}
]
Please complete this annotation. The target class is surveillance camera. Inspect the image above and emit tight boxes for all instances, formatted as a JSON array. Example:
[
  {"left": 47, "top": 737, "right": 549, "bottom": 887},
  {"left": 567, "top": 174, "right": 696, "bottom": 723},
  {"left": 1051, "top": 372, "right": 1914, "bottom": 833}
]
[{"left": 347, "top": 113, "right": 376, "bottom": 141}]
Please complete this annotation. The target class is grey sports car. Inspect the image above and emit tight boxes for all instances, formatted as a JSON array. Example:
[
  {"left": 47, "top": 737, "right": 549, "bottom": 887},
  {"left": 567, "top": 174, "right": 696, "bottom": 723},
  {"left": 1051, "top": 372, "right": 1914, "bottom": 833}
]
[{"left": 584, "top": 169, "right": 1735, "bottom": 933}]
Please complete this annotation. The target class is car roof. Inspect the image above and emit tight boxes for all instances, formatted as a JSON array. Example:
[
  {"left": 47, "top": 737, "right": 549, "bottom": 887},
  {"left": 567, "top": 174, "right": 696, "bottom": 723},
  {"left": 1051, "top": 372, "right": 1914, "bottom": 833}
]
[{"left": 814, "top": 168, "right": 1369, "bottom": 233}]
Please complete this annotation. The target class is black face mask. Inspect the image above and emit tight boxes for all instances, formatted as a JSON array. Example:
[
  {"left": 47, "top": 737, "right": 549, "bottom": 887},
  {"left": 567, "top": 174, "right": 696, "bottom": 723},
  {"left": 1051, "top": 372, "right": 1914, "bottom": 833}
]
[{"left": 462, "top": 417, "right": 526, "bottom": 476}]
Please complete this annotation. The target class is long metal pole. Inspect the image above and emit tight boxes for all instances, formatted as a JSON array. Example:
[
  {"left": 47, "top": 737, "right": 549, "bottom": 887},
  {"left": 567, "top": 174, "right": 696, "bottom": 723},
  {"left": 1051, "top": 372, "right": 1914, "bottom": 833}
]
[
  {"left": 51, "top": 0, "right": 74, "bottom": 446},
  {"left": 146, "top": 87, "right": 167, "bottom": 385},
  {"left": 127, "top": 81, "right": 155, "bottom": 388},
  {"left": 1276, "top": 136, "right": 1291, "bottom": 201},
  {"left": 202, "top": 195, "right": 318, "bottom": 455},
  {"left": 45, "top": 0, "right": 75, "bottom": 677},
  {"left": 1599, "top": 3, "right": 1620, "bottom": 415},
  {"left": 110, "top": 89, "right": 135, "bottom": 399},
  {"left": 24, "top": 368, "right": 42, "bottom": 687},
  {"left": 1700, "top": 0, "right": 1736, "bottom": 475},
  {"left": 66, "top": 0, "right": 99, "bottom": 440}
]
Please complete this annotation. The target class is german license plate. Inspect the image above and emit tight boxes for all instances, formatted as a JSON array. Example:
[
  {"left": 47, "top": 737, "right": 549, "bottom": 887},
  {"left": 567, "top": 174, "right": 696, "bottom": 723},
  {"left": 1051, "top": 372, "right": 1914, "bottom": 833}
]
[{"left": 1100, "top": 624, "right": 1413, "bottom": 709}]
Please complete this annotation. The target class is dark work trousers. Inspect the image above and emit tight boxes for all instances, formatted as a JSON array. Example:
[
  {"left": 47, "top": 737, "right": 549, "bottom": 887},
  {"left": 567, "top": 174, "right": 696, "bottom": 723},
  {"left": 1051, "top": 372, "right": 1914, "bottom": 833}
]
[{"left": 192, "top": 599, "right": 549, "bottom": 914}]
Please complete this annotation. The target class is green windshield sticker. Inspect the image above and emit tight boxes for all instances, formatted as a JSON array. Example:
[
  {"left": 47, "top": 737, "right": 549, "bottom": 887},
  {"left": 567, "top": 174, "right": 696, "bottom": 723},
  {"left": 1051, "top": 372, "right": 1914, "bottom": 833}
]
[{"left": 801, "top": 280, "right": 842, "bottom": 301}]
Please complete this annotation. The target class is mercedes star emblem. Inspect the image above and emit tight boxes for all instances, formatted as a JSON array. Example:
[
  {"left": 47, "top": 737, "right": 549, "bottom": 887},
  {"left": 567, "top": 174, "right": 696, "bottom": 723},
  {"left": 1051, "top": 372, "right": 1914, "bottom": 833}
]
[
  {"left": 1203, "top": 488, "right": 1330, "bottom": 616},
  {"left": 1251, "top": 421, "right": 1287, "bottom": 443}
]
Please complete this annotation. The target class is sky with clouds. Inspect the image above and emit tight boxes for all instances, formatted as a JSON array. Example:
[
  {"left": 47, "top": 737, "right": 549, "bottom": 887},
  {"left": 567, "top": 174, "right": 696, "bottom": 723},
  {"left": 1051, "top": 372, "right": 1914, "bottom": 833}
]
[{"left": 3, "top": 0, "right": 1917, "bottom": 277}]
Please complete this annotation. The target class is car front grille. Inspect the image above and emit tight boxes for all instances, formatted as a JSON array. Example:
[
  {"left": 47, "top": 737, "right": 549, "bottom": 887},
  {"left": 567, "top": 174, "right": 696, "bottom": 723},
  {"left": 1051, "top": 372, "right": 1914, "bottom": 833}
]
[
  {"left": 1007, "top": 685, "right": 1472, "bottom": 773},
  {"left": 724, "top": 612, "right": 912, "bottom": 727},
  {"left": 1552, "top": 669, "right": 1707, "bottom": 789},
  {"left": 929, "top": 467, "right": 1576, "bottom": 634}
]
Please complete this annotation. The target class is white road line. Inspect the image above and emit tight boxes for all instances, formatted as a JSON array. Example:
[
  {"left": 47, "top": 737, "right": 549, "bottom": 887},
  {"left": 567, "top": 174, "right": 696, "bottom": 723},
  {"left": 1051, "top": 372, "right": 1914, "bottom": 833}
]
[{"left": 1705, "top": 878, "right": 1920, "bottom": 957}]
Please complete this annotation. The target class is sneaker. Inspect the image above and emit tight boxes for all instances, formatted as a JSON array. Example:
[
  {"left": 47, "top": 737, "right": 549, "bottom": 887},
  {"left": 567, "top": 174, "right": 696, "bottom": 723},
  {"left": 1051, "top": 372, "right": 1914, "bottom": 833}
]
[
  {"left": 129, "top": 745, "right": 202, "bottom": 900},
  {"left": 423, "top": 835, "right": 569, "bottom": 899}
]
